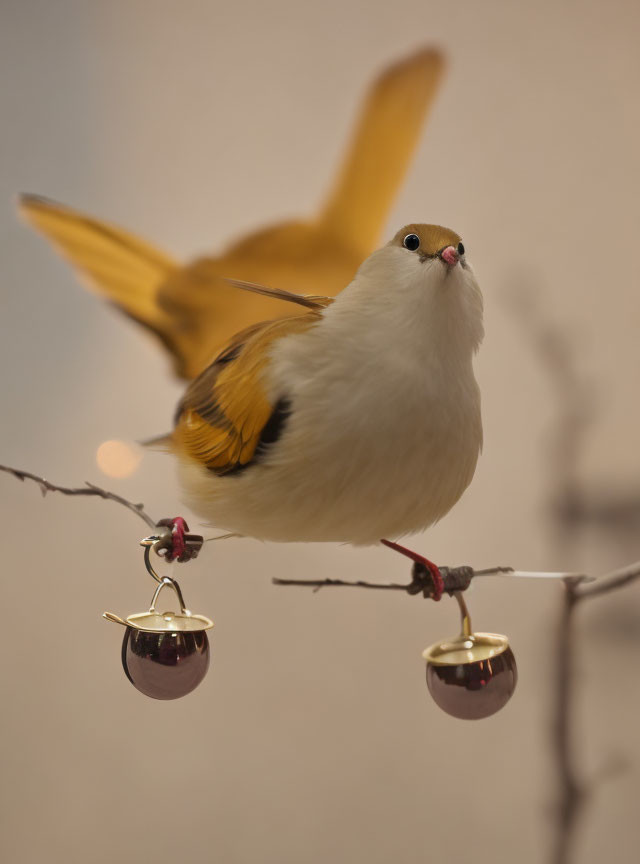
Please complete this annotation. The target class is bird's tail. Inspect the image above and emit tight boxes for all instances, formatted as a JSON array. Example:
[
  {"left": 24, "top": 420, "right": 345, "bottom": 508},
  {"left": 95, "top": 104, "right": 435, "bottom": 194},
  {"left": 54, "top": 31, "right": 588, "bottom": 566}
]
[
  {"left": 318, "top": 47, "right": 445, "bottom": 258},
  {"left": 18, "top": 194, "right": 183, "bottom": 362}
]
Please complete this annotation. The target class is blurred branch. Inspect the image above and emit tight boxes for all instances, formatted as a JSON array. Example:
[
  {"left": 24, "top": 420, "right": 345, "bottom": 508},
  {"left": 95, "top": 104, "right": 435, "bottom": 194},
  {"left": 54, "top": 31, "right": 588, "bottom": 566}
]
[
  {"left": 511, "top": 285, "right": 587, "bottom": 864},
  {"left": 0, "top": 463, "right": 157, "bottom": 529},
  {"left": 552, "top": 581, "right": 583, "bottom": 864},
  {"left": 576, "top": 559, "right": 640, "bottom": 601},
  {"left": 508, "top": 281, "right": 639, "bottom": 864},
  {"left": 554, "top": 489, "right": 640, "bottom": 534},
  {"left": 548, "top": 566, "right": 639, "bottom": 864}
]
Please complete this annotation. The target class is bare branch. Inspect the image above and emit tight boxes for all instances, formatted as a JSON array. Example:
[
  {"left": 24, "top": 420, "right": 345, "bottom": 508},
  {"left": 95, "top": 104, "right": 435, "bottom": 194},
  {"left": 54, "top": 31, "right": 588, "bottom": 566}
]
[
  {"left": 273, "top": 567, "right": 609, "bottom": 598},
  {"left": 0, "top": 464, "right": 157, "bottom": 530},
  {"left": 575, "top": 560, "right": 640, "bottom": 601},
  {"left": 273, "top": 577, "right": 408, "bottom": 593},
  {"left": 508, "top": 281, "right": 640, "bottom": 864},
  {"left": 546, "top": 568, "right": 640, "bottom": 864},
  {"left": 551, "top": 581, "right": 586, "bottom": 864},
  {"left": 274, "top": 564, "right": 474, "bottom": 599}
]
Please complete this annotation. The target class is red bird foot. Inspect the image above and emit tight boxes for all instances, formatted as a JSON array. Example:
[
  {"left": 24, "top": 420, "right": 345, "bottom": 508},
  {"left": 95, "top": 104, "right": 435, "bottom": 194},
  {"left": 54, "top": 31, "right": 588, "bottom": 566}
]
[
  {"left": 156, "top": 517, "right": 204, "bottom": 563},
  {"left": 381, "top": 538, "right": 445, "bottom": 601}
]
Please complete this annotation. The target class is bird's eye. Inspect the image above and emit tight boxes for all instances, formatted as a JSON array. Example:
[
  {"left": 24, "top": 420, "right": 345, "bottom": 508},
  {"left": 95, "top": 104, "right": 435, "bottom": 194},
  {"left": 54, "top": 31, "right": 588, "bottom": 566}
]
[
  {"left": 457, "top": 242, "right": 465, "bottom": 256},
  {"left": 403, "top": 234, "right": 420, "bottom": 252}
]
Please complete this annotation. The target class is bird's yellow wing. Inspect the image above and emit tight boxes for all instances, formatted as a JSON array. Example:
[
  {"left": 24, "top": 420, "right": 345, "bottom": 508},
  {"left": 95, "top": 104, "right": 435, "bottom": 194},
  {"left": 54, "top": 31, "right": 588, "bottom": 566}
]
[
  {"left": 18, "top": 193, "right": 331, "bottom": 377},
  {"left": 19, "top": 47, "right": 445, "bottom": 379},
  {"left": 173, "top": 314, "right": 319, "bottom": 474}
]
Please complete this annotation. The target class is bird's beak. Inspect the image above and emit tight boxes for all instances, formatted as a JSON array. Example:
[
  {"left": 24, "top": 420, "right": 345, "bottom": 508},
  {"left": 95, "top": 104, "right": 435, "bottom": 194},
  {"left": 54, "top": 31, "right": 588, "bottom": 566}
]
[{"left": 439, "top": 246, "right": 459, "bottom": 267}]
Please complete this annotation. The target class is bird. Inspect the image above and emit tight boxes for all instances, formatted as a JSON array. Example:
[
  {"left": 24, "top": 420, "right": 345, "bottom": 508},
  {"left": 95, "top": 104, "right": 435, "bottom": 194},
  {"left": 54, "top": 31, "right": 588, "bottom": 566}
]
[
  {"left": 17, "top": 49, "right": 480, "bottom": 595},
  {"left": 17, "top": 47, "right": 445, "bottom": 379},
  {"left": 170, "top": 224, "right": 484, "bottom": 597}
]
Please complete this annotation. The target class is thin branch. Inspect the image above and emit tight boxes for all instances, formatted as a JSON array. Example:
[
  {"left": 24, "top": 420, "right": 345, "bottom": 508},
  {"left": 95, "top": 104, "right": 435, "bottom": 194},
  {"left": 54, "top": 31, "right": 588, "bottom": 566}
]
[
  {"left": 0, "top": 464, "right": 157, "bottom": 529},
  {"left": 273, "top": 577, "right": 408, "bottom": 592},
  {"left": 273, "top": 567, "right": 590, "bottom": 598},
  {"left": 275, "top": 564, "right": 475, "bottom": 599},
  {"left": 271, "top": 578, "right": 408, "bottom": 594},
  {"left": 551, "top": 581, "right": 585, "bottom": 864},
  {"left": 575, "top": 560, "right": 640, "bottom": 600},
  {"left": 546, "top": 568, "right": 640, "bottom": 864},
  {"left": 508, "top": 282, "right": 640, "bottom": 864}
]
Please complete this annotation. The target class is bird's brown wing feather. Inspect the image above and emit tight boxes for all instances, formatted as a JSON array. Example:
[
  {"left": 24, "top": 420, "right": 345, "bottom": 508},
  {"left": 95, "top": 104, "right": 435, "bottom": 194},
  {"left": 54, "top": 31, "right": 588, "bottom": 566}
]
[
  {"left": 223, "top": 278, "right": 333, "bottom": 311},
  {"left": 173, "top": 314, "right": 320, "bottom": 474}
]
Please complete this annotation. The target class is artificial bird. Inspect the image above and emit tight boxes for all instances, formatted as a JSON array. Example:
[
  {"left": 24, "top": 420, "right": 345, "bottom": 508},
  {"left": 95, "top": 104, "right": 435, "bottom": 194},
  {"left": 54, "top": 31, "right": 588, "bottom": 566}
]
[
  {"left": 171, "top": 224, "right": 483, "bottom": 598},
  {"left": 18, "top": 49, "right": 481, "bottom": 594}
]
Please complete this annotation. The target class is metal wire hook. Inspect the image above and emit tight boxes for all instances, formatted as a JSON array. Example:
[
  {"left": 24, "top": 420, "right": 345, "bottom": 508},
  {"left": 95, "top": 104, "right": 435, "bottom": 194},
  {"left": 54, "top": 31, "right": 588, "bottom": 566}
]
[
  {"left": 149, "top": 577, "right": 189, "bottom": 615},
  {"left": 138, "top": 534, "right": 190, "bottom": 614},
  {"left": 140, "top": 531, "right": 173, "bottom": 584},
  {"left": 454, "top": 590, "right": 473, "bottom": 637}
]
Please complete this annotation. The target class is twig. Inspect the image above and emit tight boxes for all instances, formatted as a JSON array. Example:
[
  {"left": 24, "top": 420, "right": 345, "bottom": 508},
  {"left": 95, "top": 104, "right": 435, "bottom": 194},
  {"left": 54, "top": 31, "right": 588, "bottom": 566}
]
[
  {"left": 274, "top": 577, "right": 408, "bottom": 592},
  {"left": 551, "top": 581, "right": 585, "bottom": 864},
  {"left": 509, "top": 283, "right": 640, "bottom": 864},
  {"left": 274, "top": 564, "right": 474, "bottom": 598},
  {"left": 272, "top": 565, "right": 636, "bottom": 601},
  {"left": 546, "top": 566, "right": 640, "bottom": 864},
  {"left": 575, "top": 560, "right": 640, "bottom": 601},
  {"left": 0, "top": 464, "right": 157, "bottom": 529},
  {"left": 273, "top": 566, "right": 586, "bottom": 597}
]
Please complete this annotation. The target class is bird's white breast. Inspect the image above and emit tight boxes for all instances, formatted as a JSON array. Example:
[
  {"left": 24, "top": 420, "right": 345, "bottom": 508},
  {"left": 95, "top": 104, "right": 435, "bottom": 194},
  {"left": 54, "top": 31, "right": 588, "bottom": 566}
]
[{"left": 178, "top": 256, "right": 483, "bottom": 544}]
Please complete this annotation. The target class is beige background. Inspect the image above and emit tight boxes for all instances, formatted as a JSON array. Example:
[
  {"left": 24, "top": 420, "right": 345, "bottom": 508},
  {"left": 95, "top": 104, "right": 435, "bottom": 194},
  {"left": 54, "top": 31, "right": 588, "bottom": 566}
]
[{"left": 1, "top": 1, "right": 639, "bottom": 862}]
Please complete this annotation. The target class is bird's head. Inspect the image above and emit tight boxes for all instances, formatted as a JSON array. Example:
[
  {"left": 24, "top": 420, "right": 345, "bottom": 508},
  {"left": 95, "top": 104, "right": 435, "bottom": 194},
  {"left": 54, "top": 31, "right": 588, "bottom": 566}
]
[
  {"left": 389, "top": 223, "right": 465, "bottom": 268},
  {"left": 345, "top": 223, "right": 484, "bottom": 355}
]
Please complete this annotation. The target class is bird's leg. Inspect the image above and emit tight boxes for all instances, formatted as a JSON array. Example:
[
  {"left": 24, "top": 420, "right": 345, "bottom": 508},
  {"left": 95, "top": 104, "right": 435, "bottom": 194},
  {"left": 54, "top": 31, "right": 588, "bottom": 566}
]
[{"left": 380, "top": 538, "right": 445, "bottom": 601}]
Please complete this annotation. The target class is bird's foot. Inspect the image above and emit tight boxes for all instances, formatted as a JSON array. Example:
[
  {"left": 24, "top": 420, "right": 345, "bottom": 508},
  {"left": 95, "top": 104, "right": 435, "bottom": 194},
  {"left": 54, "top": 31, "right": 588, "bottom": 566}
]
[
  {"left": 156, "top": 517, "right": 203, "bottom": 562},
  {"left": 380, "top": 538, "right": 445, "bottom": 601}
]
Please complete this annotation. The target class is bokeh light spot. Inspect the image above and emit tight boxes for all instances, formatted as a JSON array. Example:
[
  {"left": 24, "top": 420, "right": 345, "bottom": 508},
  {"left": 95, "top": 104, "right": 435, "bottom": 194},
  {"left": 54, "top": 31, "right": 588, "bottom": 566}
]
[{"left": 96, "top": 440, "right": 142, "bottom": 478}]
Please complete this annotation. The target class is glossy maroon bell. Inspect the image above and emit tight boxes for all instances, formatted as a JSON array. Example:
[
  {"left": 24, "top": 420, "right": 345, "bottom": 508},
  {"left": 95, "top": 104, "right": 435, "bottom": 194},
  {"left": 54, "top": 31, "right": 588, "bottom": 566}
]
[
  {"left": 121, "top": 627, "right": 210, "bottom": 700},
  {"left": 423, "top": 633, "right": 517, "bottom": 720}
]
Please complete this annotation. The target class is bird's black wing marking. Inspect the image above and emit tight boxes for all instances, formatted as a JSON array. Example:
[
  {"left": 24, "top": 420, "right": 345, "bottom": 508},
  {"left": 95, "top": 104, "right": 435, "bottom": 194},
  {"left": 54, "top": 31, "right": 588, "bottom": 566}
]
[{"left": 222, "top": 397, "right": 292, "bottom": 475}]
